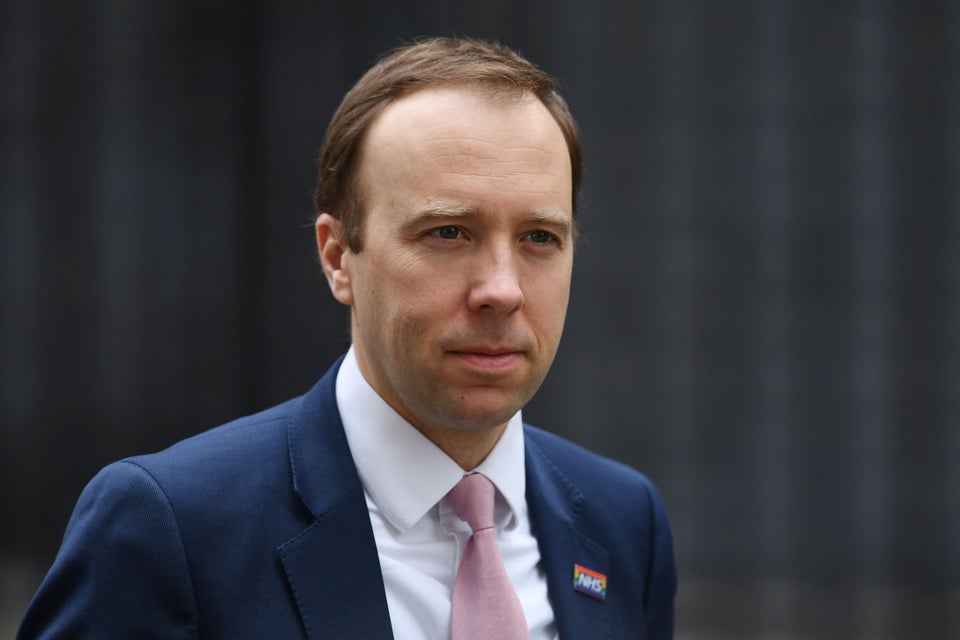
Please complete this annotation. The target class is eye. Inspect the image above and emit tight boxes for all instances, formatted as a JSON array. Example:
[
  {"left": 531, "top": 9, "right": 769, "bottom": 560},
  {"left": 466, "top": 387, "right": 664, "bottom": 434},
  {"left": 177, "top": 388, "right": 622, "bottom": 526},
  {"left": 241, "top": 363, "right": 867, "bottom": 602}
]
[
  {"left": 431, "top": 225, "right": 462, "bottom": 240},
  {"left": 526, "top": 230, "right": 556, "bottom": 244}
]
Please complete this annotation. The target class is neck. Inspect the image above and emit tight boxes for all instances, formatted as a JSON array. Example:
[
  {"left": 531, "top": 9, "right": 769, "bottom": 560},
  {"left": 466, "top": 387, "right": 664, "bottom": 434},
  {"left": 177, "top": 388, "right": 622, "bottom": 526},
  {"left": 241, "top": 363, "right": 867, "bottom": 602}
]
[{"left": 415, "top": 422, "right": 508, "bottom": 470}]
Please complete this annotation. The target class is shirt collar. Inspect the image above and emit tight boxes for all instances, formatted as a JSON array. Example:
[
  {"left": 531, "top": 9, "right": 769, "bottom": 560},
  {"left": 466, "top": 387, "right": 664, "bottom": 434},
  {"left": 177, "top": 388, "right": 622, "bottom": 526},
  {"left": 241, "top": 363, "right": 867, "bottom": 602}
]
[{"left": 336, "top": 347, "right": 527, "bottom": 533}]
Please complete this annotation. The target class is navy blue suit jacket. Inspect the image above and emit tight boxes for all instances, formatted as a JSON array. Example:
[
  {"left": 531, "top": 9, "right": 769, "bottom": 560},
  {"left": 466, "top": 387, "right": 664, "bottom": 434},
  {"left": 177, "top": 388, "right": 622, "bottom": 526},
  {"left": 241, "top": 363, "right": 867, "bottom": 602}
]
[{"left": 19, "top": 359, "right": 676, "bottom": 639}]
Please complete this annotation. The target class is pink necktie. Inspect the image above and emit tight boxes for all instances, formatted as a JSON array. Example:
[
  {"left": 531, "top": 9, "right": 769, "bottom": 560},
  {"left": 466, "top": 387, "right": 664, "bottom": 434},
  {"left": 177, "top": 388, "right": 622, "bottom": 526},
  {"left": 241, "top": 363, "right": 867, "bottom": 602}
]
[{"left": 447, "top": 473, "right": 530, "bottom": 640}]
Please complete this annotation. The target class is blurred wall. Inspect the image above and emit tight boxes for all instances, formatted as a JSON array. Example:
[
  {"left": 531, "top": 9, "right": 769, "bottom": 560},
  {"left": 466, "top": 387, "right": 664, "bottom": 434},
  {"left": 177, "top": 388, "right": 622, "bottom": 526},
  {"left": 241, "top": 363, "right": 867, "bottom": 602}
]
[{"left": 2, "top": 1, "right": 958, "bottom": 637}]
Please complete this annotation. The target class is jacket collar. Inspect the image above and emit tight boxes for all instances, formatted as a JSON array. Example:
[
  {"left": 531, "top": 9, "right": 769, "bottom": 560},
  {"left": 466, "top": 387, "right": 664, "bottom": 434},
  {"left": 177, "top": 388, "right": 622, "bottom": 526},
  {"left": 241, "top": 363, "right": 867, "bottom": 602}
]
[
  {"left": 277, "top": 357, "right": 394, "bottom": 639},
  {"left": 525, "top": 430, "right": 612, "bottom": 639}
]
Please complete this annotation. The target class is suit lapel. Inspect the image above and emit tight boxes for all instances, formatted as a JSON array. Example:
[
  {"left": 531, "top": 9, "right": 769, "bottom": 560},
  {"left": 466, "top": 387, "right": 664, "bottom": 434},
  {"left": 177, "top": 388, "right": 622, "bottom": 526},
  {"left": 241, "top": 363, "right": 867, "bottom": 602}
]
[
  {"left": 525, "top": 430, "right": 611, "bottom": 639},
  {"left": 278, "top": 361, "right": 394, "bottom": 639}
]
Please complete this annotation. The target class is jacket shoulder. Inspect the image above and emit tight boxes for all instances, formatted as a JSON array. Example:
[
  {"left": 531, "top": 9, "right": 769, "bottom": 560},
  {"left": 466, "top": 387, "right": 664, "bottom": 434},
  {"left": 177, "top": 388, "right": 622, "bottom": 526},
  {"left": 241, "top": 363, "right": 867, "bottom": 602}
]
[{"left": 523, "top": 423, "right": 661, "bottom": 496}]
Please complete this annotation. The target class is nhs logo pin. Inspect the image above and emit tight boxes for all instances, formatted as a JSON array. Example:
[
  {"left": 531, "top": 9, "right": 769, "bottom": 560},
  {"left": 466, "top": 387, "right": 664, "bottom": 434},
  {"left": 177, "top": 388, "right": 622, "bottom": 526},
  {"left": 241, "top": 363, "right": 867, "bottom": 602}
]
[{"left": 572, "top": 564, "right": 607, "bottom": 601}]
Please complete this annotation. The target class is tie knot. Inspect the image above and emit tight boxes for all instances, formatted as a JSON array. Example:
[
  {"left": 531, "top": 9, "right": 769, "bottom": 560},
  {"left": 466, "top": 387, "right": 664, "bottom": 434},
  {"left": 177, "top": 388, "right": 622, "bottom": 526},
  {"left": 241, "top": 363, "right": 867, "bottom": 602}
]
[{"left": 447, "top": 473, "right": 496, "bottom": 532}]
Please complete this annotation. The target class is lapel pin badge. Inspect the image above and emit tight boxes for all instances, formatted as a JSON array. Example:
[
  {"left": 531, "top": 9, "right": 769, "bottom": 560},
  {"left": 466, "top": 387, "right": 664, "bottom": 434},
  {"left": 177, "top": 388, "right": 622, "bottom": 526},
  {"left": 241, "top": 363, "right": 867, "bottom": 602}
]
[{"left": 573, "top": 563, "right": 607, "bottom": 601}]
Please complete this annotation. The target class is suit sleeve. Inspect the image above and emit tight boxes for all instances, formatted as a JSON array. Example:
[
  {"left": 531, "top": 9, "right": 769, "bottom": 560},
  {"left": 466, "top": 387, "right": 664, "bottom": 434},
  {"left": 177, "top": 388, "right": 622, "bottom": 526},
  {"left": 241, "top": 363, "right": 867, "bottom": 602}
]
[
  {"left": 18, "top": 461, "right": 198, "bottom": 640},
  {"left": 643, "top": 481, "right": 677, "bottom": 640}
]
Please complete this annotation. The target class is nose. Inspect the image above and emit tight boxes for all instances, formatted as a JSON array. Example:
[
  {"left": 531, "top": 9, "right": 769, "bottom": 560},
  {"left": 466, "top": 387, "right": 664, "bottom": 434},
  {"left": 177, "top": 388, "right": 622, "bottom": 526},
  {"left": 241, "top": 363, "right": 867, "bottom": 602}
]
[{"left": 466, "top": 247, "right": 525, "bottom": 315}]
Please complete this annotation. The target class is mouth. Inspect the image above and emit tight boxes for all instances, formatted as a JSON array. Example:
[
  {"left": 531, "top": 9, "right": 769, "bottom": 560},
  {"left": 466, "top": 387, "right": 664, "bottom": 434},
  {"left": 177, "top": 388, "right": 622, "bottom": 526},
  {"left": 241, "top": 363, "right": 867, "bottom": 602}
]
[{"left": 448, "top": 348, "right": 525, "bottom": 371}]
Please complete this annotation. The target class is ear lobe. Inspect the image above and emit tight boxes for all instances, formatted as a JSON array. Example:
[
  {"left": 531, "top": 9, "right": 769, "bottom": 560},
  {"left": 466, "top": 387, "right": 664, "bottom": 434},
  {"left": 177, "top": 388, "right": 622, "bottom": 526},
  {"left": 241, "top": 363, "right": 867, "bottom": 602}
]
[{"left": 316, "top": 213, "right": 354, "bottom": 306}]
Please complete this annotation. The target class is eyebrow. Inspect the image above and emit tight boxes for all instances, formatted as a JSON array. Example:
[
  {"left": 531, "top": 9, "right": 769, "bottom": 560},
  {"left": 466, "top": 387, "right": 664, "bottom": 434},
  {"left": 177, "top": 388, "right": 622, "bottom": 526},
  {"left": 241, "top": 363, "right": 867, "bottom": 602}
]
[
  {"left": 398, "top": 205, "right": 471, "bottom": 235},
  {"left": 414, "top": 204, "right": 474, "bottom": 220},
  {"left": 527, "top": 210, "right": 574, "bottom": 238}
]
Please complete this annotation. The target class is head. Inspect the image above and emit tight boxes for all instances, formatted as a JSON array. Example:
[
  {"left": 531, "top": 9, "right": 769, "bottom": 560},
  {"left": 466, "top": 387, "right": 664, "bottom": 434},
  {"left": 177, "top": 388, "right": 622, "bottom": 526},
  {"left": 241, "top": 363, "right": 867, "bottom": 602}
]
[
  {"left": 314, "top": 36, "right": 582, "bottom": 252},
  {"left": 315, "top": 38, "right": 580, "bottom": 467}
]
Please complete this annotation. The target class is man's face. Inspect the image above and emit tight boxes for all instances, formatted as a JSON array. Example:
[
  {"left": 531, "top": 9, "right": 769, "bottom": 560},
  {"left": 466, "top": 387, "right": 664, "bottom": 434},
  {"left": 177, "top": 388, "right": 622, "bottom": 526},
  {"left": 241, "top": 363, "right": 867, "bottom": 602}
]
[{"left": 323, "top": 86, "right": 573, "bottom": 442}]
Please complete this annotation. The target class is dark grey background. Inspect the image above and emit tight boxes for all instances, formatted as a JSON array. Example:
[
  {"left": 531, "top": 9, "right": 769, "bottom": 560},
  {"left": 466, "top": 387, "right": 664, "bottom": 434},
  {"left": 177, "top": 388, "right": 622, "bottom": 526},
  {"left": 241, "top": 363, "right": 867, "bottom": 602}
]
[{"left": 3, "top": 1, "right": 958, "bottom": 638}]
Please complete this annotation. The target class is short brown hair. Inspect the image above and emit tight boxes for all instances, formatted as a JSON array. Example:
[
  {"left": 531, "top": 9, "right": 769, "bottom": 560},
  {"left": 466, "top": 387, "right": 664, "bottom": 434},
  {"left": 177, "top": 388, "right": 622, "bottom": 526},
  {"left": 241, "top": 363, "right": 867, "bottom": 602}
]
[{"left": 314, "top": 36, "right": 582, "bottom": 252}]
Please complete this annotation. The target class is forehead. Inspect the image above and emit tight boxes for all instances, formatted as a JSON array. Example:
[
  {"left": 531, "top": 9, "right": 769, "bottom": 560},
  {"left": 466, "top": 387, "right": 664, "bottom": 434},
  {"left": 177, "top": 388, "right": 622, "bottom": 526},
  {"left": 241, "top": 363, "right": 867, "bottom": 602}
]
[
  {"left": 377, "top": 84, "right": 541, "bottom": 125},
  {"left": 381, "top": 86, "right": 555, "bottom": 141},
  {"left": 356, "top": 86, "right": 572, "bottom": 211}
]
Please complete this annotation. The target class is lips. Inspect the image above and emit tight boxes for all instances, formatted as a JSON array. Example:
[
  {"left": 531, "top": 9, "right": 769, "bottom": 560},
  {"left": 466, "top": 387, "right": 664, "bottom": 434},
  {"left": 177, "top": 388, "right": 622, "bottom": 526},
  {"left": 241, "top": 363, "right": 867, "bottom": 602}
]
[
  {"left": 452, "top": 346, "right": 524, "bottom": 356},
  {"left": 449, "top": 348, "right": 525, "bottom": 372}
]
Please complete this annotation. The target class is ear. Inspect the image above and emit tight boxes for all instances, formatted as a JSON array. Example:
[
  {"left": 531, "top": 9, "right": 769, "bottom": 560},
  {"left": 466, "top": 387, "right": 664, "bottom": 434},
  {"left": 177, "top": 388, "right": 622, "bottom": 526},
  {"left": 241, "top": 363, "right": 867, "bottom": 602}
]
[{"left": 316, "top": 213, "right": 354, "bottom": 306}]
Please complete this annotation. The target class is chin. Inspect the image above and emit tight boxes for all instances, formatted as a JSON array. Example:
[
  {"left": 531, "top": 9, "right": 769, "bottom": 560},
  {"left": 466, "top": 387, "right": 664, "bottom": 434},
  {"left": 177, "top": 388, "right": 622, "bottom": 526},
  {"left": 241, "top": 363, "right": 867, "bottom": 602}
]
[{"left": 437, "top": 391, "right": 527, "bottom": 431}]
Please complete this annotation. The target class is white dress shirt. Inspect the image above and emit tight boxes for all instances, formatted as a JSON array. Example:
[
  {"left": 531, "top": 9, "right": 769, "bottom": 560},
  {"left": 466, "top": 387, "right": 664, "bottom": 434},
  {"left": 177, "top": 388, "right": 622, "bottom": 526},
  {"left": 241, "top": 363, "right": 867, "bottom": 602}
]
[{"left": 336, "top": 347, "right": 558, "bottom": 640}]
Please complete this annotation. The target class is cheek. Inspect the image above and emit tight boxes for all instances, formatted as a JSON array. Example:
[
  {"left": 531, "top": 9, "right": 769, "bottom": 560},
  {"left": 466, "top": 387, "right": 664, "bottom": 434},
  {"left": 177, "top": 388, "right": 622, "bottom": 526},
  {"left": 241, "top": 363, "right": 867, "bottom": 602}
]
[
  {"left": 539, "top": 300, "right": 569, "bottom": 348},
  {"left": 392, "top": 260, "right": 465, "bottom": 315},
  {"left": 530, "top": 266, "right": 572, "bottom": 315},
  {"left": 373, "top": 271, "right": 452, "bottom": 340},
  {"left": 393, "top": 292, "right": 451, "bottom": 340},
  {"left": 526, "top": 275, "right": 571, "bottom": 352}
]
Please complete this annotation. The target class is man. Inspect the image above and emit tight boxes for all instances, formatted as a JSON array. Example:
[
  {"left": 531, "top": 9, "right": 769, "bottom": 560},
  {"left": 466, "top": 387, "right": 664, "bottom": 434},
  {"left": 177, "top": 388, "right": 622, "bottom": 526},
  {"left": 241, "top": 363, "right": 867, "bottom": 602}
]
[{"left": 19, "top": 37, "right": 676, "bottom": 639}]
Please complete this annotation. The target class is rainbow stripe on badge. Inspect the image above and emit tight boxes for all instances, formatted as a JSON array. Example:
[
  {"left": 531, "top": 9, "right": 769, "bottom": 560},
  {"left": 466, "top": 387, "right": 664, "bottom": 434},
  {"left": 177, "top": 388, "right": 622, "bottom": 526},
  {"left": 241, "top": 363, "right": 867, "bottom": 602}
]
[{"left": 573, "top": 564, "right": 607, "bottom": 600}]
